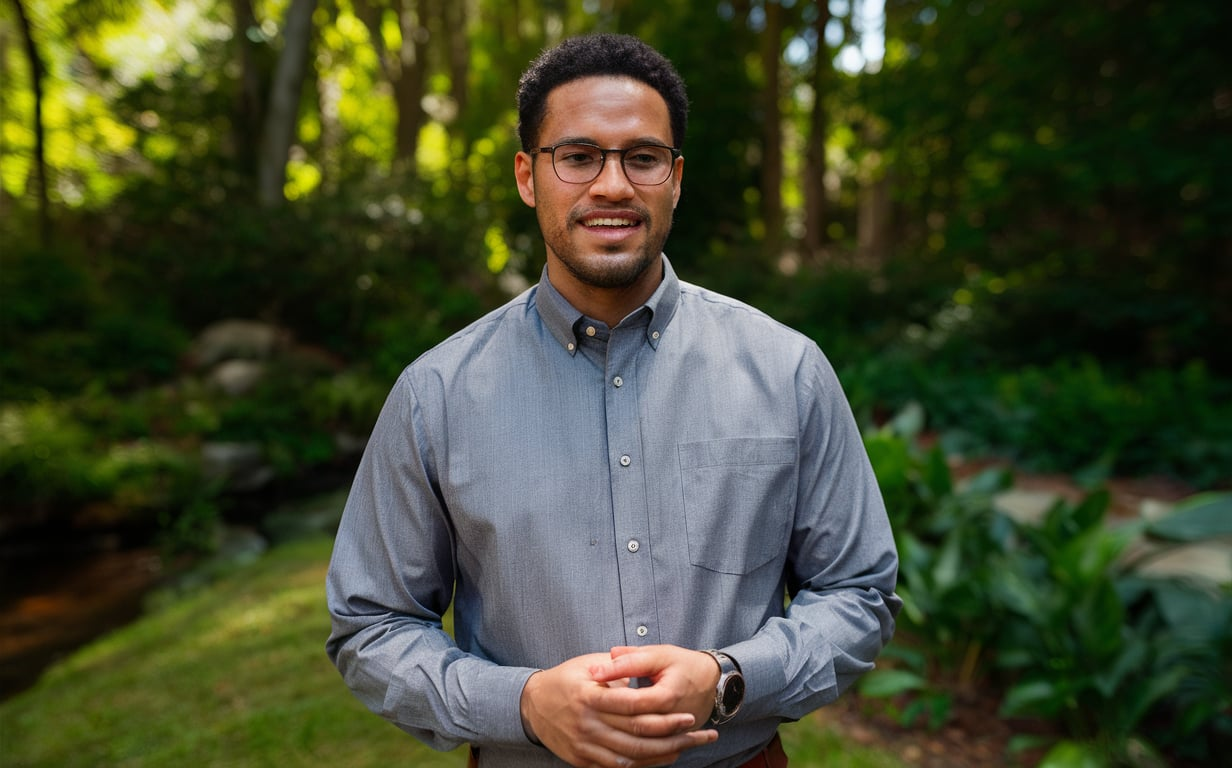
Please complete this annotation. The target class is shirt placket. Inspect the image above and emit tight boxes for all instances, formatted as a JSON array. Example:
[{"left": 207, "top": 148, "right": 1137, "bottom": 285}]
[{"left": 603, "top": 325, "right": 658, "bottom": 645}]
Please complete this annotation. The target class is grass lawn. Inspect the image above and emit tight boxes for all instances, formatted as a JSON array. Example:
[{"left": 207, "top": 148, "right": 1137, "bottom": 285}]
[{"left": 0, "top": 532, "right": 907, "bottom": 768}]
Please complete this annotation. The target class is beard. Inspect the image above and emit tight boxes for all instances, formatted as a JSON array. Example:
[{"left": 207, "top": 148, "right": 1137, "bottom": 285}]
[{"left": 543, "top": 205, "right": 674, "bottom": 290}]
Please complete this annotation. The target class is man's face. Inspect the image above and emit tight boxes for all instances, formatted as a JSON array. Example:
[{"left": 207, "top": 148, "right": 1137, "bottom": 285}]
[{"left": 515, "top": 76, "right": 683, "bottom": 300}]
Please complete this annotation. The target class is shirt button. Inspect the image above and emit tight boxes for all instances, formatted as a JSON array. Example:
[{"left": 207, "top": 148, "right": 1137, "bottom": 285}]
[
  {"left": 567, "top": 342, "right": 575, "bottom": 351},
  {"left": 586, "top": 326, "right": 597, "bottom": 337},
  {"left": 627, "top": 539, "right": 640, "bottom": 553},
  {"left": 619, "top": 455, "right": 631, "bottom": 467},
  {"left": 651, "top": 331, "right": 660, "bottom": 340},
  {"left": 636, "top": 625, "right": 648, "bottom": 637},
  {"left": 613, "top": 376, "right": 623, "bottom": 387}
]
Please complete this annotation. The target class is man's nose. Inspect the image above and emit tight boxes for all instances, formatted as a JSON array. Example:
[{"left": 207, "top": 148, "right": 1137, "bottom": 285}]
[{"left": 588, "top": 154, "right": 635, "bottom": 198}]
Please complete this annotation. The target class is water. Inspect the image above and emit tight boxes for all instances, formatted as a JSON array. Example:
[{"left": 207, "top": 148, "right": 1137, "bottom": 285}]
[{"left": 0, "top": 537, "right": 165, "bottom": 700}]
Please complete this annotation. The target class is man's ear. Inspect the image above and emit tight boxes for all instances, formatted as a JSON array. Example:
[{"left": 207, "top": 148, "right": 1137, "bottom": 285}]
[
  {"left": 514, "top": 152, "right": 536, "bottom": 207},
  {"left": 671, "top": 155, "right": 684, "bottom": 209}
]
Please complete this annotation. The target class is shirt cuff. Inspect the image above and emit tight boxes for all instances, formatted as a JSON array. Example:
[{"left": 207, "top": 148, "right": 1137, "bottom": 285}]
[{"left": 469, "top": 663, "right": 541, "bottom": 746}]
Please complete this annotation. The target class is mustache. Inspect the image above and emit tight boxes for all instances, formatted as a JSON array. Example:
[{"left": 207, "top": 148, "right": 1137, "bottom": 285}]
[{"left": 569, "top": 205, "right": 651, "bottom": 225}]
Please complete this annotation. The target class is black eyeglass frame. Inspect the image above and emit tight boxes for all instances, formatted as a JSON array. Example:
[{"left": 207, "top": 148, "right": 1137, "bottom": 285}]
[{"left": 532, "top": 142, "right": 682, "bottom": 186}]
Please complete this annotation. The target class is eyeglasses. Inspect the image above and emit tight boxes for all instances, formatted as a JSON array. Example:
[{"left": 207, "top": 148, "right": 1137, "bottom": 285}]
[{"left": 533, "top": 142, "right": 681, "bottom": 186}]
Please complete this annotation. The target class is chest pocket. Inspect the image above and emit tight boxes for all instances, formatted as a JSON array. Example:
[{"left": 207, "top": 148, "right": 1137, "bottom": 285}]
[{"left": 678, "top": 437, "right": 797, "bottom": 575}]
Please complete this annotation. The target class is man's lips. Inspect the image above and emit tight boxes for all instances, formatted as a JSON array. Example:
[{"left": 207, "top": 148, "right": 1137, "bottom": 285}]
[{"left": 576, "top": 211, "right": 644, "bottom": 229}]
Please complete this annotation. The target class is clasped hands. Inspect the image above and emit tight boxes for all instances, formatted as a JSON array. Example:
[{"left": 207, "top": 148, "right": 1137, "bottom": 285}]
[{"left": 519, "top": 644, "right": 723, "bottom": 768}]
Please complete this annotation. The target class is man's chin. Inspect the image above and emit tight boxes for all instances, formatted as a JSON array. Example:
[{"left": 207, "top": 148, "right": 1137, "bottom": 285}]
[{"left": 563, "top": 251, "right": 658, "bottom": 289}]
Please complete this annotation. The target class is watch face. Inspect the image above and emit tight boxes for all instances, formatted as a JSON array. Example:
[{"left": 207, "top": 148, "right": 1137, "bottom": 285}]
[{"left": 722, "top": 675, "right": 745, "bottom": 711}]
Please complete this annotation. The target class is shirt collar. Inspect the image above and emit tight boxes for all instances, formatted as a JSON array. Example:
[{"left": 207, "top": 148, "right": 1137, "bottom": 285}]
[{"left": 534, "top": 255, "right": 681, "bottom": 356}]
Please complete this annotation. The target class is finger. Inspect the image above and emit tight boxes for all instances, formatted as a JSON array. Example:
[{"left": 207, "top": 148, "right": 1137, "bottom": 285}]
[
  {"left": 591, "top": 681, "right": 684, "bottom": 716},
  {"left": 579, "top": 728, "right": 717, "bottom": 768},
  {"left": 590, "top": 650, "right": 658, "bottom": 683},
  {"left": 602, "top": 710, "right": 698, "bottom": 738},
  {"left": 603, "top": 726, "right": 718, "bottom": 765}
]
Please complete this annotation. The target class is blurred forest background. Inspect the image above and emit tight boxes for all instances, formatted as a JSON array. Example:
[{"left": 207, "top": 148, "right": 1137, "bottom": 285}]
[{"left": 1, "top": 0, "right": 1231, "bottom": 766}]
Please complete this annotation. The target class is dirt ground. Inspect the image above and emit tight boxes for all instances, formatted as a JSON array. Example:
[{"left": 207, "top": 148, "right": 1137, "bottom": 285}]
[{"left": 817, "top": 688, "right": 1047, "bottom": 767}]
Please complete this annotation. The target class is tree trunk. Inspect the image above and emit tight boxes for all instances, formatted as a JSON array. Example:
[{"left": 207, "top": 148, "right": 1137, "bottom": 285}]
[
  {"left": 231, "top": 0, "right": 265, "bottom": 180},
  {"left": 353, "top": 0, "right": 430, "bottom": 171},
  {"left": 8, "top": 0, "right": 50, "bottom": 243},
  {"left": 257, "top": 0, "right": 317, "bottom": 207},
  {"left": 759, "top": 0, "right": 784, "bottom": 259},
  {"left": 444, "top": 0, "right": 468, "bottom": 122},
  {"left": 858, "top": 173, "right": 890, "bottom": 267},
  {"left": 392, "top": 0, "right": 429, "bottom": 164},
  {"left": 802, "top": 0, "right": 832, "bottom": 261}
]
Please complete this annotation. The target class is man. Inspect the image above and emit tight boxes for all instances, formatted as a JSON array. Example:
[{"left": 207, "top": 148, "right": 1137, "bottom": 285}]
[{"left": 327, "top": 33, "right": 900, "bottom": 768}]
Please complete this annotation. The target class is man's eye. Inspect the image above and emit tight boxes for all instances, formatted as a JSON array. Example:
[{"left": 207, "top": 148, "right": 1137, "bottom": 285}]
[
  {"left": 626, "top": 148, "right": 668, "bottom": 167},
  {"left": 558, "top": 148, "right": 599, "bottom": 165}
]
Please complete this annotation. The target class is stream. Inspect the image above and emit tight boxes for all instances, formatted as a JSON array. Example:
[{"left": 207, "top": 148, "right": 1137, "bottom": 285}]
[
  {"left": 0, "top": 535, "right": 165, "bottom": 701},
  {"left": 0, "top": 484, "right": 351, "bottom": 702}
]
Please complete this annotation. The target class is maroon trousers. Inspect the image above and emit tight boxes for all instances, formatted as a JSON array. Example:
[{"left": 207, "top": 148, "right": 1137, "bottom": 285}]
[{"left": 467, "top": 733, "right": 786, "bottom": 768}]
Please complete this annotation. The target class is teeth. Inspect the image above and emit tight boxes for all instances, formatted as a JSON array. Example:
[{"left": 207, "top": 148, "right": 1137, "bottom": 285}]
[{"left": 585, "top": 217, "right": 637, "bottom": 227}]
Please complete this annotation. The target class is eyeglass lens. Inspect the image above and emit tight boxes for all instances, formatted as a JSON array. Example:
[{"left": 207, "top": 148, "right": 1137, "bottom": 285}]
[{"left": 550, "top": 144, "right": 675, "bottom": 185}]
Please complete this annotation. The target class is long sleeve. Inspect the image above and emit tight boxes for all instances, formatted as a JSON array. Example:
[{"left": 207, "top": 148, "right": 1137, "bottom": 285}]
[
  {"left": 723, "top": 344, "right": 901, "bottom": 721},
  {"left": 325, "top": 371, "right": 536, "bottom": 751}
]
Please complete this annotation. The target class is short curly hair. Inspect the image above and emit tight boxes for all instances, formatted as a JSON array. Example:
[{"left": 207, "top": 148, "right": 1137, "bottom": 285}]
[{"left": 516, "top": 33, "right": 689, "bottom": 152}]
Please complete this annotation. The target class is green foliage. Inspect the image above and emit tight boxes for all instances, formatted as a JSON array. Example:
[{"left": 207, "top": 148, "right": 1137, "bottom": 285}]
[
  {"left": 0, "top": 358, "right": 397, "bottom": 551},
  {"left": 871, "top": 0, "right": 1232, "bottom": 372},
  {"left": 991, "top": 491, "right": 1232, "bottom": 764},
  {"left": 0, "top": 391, "right": 212, "bottom": 544},
  {"left": 860, "top": 412, "right": 1232, "bottom": 765},
  {"left": 841, "top": 354, "right": 1232, "bottom": 489},
  {"left": 0, "top": 235, "right": 189, "bottom": 399},
  {"left": 0, "top": 531, "right": 905, "bottom": 768},
  {"left": 0, "top": 398, "right": 97, "bottom": 510}
]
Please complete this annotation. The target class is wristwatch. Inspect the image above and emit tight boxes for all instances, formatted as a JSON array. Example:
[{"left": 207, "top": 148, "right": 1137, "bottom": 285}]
[{"left": 703, "top": 650, "right": 745, "bottom": 726}]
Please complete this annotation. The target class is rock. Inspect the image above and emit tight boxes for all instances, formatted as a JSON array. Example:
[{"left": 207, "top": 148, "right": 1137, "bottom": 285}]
[
  {"left": 212, "top": 525, "right": 269, "bottom": 567},
  {"left": 200, "top": 441, "right": 275, "bottom": 492},
  {"left": 187, "top": 319, "right": 287, "bottom": 370},
  {"left": 1129, "top": 541, "right": 1232, "bottom": 585},
  {"left": 261, "top": 488, "right": 349, "bottom": 544},
  {"left": 993, "top": 489, "right": 1062, "bottom": 525},
  {"left": 208, "top": 359, "right": 266, "bottom": 396},
  {"left": 333, "top": 431, "right": 368, "bottom": 456}
]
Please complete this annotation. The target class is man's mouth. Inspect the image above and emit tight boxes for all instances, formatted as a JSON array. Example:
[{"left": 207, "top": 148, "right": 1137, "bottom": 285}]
[{"left": 579, "top": 214, "right": 642, "bottom": 228}]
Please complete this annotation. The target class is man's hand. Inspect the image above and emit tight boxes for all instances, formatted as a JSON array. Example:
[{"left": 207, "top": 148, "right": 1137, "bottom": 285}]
[
  {"left": 519, "top": 649, "right": 719, "bottom": 768},
  {"left": 590, "top": 645, "right": 721, "bottom": 732}
]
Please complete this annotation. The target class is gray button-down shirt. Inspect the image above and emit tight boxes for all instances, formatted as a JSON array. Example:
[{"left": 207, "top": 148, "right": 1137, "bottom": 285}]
[{"left": 326, "top": 257, "right": 900, "bottom": 767}]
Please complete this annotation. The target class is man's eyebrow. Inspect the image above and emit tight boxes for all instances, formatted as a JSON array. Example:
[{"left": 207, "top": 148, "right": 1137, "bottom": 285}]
[{"left": 548, "top": 136, "right": 673, "bottom": 147}]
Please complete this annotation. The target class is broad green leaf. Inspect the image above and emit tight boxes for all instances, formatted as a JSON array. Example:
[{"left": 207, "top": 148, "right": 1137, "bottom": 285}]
[
  {"left": 887, "top": 400, "right": 926, "bottom": 439},
  {"left": 922, "top": 445, "right": 953, "bottom": 498},
  {"left": 932, "top": 530, "right": 963, "bottom": 590},
  {"left": 962, "top": 465, "right": 1012, "bottom": 495},
  {"left": 1071, "top": 488, "right": 1111, "bottom": 532},
  {"left": 857, "top": 669, "right": 927, "bottom": 698},
  {"left": 1038, "top": 740, "right": 1108, "bottom": 768},
  {"left": 1146, "top": 579, "right": 1231, "bottom": 631},
  {"left": 1008, "top": 734, "right": 1057, "bottom": 755},
  {"left": 879, "top": 642, "right": 927, "bottom": 670},
  {"left": 1145, "top": 492, "right": 1232, "bottom": 542},
  {"left": 1000, "top": 679, "right": 1062, "bottom": 717},
  {"left": 1120, "top": 666, "right": 1188, "bottom": 733},
  {"left": 991, "top": 567, "right": 1041, "bottom": 616}
]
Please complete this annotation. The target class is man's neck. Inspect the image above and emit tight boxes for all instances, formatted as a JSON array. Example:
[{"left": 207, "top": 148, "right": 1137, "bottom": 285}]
[{"left": 546, "top": 259, "right": 664, "bottom": 328}]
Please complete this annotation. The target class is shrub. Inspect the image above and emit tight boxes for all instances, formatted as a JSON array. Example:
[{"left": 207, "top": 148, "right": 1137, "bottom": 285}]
[
  {"left": 840, "top": 356, "right": 1232, "bottom": 490},
  {"left": 859, "top": 412, "right": 1232, "bottom": 766}
]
